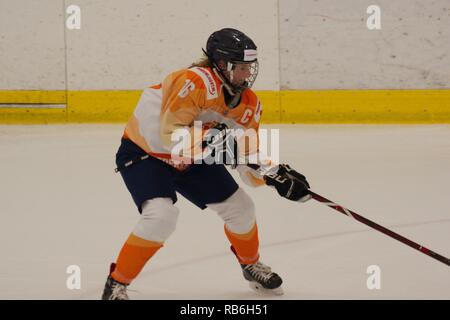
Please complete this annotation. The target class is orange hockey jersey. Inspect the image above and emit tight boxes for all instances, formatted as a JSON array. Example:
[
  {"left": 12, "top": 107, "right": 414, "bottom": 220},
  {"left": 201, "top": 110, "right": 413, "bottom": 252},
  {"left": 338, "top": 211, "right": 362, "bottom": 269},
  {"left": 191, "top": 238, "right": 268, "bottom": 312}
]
[{"left": 123, "top": 66, "right": 264, "bottom": 173}]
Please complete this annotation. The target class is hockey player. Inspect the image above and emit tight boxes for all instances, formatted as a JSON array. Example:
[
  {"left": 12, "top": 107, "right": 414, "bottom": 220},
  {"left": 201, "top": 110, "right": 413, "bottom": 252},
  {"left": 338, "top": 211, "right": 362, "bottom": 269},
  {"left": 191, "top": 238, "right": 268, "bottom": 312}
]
[{"left": 102, "top": 28, "right": 311, "bottom": 300}]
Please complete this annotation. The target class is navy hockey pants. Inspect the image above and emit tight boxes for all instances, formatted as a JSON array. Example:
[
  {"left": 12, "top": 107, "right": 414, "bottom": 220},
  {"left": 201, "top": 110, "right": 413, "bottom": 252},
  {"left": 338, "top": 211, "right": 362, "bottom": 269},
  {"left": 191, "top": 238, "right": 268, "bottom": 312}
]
[{"left": 116, "top": 138, "right": 239, "bottom": 213}]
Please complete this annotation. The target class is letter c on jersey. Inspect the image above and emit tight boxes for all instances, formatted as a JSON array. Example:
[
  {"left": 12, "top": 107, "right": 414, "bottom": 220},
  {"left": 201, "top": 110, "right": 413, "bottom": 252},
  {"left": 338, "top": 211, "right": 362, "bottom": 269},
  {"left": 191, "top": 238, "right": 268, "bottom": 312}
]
[{"left": 240, "top": 109, "right": 253, "bottom": 124}]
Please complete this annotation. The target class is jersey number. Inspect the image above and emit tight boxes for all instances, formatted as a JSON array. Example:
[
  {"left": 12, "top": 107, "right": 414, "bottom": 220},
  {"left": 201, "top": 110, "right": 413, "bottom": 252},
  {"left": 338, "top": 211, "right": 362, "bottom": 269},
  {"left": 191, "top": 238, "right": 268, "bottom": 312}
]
[{"left": 178, "top": 80, "right": 195, "bottom": 98}]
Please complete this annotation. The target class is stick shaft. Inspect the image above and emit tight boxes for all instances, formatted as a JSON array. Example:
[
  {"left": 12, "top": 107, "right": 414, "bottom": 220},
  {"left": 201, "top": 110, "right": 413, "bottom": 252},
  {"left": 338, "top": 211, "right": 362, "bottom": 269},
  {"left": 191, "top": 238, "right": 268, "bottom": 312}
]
[{"left": 309, "top": 191, "right": 450, "bottom": 267}]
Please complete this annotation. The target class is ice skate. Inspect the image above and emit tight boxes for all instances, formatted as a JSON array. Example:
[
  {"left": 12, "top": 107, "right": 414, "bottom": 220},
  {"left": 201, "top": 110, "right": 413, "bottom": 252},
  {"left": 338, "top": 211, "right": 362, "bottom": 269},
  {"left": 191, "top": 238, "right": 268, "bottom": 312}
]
[
  {"left": 101, "top": 263, "right": 130, "bottom": 300},
  {"left": 240, "top": 260, "right": 284, "bottom": 295},
  {"left": 231, "top": 246, "right": 284, "bottom": 295}
]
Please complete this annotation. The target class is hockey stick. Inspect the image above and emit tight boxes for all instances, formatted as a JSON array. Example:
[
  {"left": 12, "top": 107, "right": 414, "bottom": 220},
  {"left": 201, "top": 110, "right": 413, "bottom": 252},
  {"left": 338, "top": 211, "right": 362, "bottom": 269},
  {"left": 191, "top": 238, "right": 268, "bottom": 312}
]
[
  {"left": 246, "top": 163, "right": 450, "bottom": 267},
  {"left": 113, "top": 152, "right": 449, "bottom": 266}
]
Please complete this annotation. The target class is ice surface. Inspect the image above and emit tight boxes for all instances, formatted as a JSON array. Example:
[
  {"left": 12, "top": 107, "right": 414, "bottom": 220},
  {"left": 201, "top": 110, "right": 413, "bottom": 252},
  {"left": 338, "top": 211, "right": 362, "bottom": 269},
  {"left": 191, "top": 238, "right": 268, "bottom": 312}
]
[{"left": 0, "top": 124, "right": 449, "bottom": 299}]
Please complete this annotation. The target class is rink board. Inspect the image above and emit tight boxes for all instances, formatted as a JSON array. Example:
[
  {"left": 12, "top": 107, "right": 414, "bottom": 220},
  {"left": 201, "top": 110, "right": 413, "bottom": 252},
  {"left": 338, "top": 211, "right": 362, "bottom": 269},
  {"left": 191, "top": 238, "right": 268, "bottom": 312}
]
[{"left": 0, "top": 89, "right": 449, "bottom": 124}]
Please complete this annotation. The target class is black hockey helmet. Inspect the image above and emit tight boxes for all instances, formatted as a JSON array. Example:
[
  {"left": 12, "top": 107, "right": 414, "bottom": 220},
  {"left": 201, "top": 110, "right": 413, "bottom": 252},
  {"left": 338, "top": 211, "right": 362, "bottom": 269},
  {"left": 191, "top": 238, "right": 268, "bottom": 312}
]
[{"left": 203, "top": 28, "right": 259, "bottom": 93}]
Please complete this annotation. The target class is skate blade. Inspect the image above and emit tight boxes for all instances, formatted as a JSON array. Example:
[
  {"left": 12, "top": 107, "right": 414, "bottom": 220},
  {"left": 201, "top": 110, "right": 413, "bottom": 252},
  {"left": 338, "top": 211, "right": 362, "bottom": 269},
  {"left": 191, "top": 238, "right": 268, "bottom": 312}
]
[{"left": 249, "top": 281, "right": 284, "bottom": 296}]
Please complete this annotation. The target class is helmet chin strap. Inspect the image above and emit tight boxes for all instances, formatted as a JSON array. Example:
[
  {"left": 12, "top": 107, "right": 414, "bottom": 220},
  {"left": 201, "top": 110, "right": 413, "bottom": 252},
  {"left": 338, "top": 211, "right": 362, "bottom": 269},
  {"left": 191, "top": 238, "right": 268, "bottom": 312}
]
[
  {"left": 226, "top": 90, "right": 242, "bottom": 109},
  {"left": 212, "top": 68, "right": 242, "bottom": 109},
  {"left": 227, "top": 62, "right": 234, "bottom": 84},
  {"left": 212, "top": 68, "right": 235, "bottom": 96}
]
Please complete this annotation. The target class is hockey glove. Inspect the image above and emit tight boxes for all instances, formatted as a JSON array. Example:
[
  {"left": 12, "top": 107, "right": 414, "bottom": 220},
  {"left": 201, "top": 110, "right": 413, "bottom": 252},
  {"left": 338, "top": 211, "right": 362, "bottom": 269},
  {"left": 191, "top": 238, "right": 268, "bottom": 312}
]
[
  {"left": 202, "top": 122, "right": 238, "bottom": 168},
  {"left": 264, "top": 164, "right": 311, "bottom": 202}
]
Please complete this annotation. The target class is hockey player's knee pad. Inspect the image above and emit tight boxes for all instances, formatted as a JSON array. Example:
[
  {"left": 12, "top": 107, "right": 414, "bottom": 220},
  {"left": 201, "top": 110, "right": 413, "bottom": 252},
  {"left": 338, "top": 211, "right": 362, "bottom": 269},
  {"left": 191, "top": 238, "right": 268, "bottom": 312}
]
[
  {"left": 208, "top": 188, "right": 256, "bottom": 234},
  {"left": 133, "top": 197, "right": 179, "bottom": 242}
]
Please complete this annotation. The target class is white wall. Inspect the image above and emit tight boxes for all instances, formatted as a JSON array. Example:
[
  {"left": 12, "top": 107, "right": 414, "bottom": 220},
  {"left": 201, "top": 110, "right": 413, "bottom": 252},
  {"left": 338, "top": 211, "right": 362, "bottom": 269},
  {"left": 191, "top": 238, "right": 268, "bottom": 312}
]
[
  {"left": 0, "top": 0, "right": 66, "bottom": 90},
  {"left": 64, "top": 0, "right": 279, "bottom": 90},
  {"left": 279, "top": 0, "right": 450, "bottom": 89},
  {"left": 0, "top": 0, "right": 449, "bottom": 91}
]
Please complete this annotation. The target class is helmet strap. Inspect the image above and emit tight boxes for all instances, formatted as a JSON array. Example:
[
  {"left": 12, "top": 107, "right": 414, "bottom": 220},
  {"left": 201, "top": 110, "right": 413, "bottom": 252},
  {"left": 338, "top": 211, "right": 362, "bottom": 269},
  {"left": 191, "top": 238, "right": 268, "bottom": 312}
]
[
  {"left": 212, "top": 65, "right": 236, "bottom": 96},
  {"left": 226, "top": 62, "right": 234, "bottom": 84},
  {"left": 225, "top": 90, "right": 242, "bottom": 109},
  {"left": 212, "top": 68, "right": 242, "bottom": 109}
]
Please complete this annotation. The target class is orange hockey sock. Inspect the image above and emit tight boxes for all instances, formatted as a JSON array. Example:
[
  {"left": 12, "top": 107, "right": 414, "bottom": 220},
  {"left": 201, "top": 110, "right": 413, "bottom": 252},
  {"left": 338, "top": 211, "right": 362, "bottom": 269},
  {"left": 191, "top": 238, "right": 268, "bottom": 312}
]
[
  {"left": 224, "top": 223, "right": 260, "bottom": 265},
  {"left": 111, "top": 233, "right": 163, "bottom": 285}
]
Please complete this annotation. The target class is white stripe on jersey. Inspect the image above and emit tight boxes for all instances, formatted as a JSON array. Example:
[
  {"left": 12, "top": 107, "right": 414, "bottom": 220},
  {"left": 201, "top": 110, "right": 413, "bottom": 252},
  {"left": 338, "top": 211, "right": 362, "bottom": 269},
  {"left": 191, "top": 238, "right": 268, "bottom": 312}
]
[
  {"left": 134, "top": 87, "right": 168, "bottom": 153},
  {"left": 189, "top": 67, "right": 218, "bottom": 100}
]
